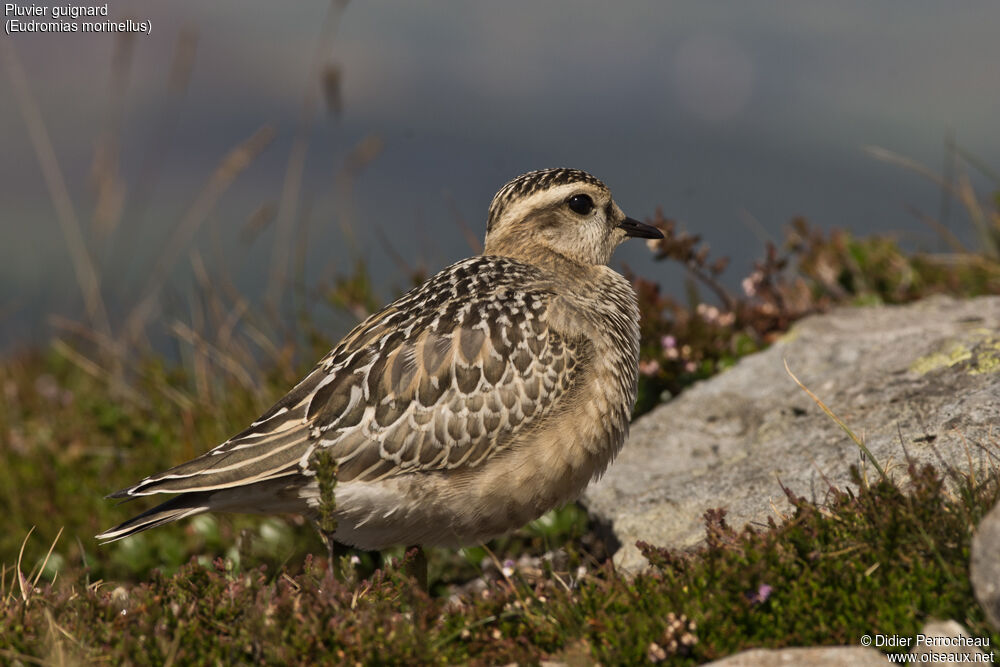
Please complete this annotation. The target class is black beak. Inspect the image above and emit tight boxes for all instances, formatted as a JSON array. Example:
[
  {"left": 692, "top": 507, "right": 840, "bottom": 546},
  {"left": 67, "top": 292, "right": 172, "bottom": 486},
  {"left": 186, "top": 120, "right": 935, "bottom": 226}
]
[{"left": 618, "top": 217, "right": 664, "bottom": 240}]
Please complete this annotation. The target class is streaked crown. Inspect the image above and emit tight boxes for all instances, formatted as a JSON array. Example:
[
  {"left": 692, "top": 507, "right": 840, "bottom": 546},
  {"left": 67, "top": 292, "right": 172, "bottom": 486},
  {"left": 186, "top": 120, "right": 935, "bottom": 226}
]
[{"left": 487, "top": 168, "right": 608, "bottom": 233}]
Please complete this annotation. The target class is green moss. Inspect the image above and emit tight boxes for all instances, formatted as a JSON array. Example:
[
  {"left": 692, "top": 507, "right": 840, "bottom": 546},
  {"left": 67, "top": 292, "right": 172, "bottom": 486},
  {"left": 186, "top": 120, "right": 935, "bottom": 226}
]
[
  {"left": 973, "top": 342, "right": 1000, "bottom": 374},
  {"left": 911, "top": 331, "right": 1000, "bottom": 376}
]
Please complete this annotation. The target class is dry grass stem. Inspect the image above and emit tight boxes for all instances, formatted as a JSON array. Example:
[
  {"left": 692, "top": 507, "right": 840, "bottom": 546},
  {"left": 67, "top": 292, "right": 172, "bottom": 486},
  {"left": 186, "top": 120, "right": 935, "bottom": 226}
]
[
  {"left": 783, "top": 358, "right": 887, "bottom": 480},
  {"left": 266, "top": 0, "right": 352, "bottom": 308},
  {"left": 2, "top": 40, "right": 111, "bottom": 337},
  {"left": 125, "top": 125, "right": 275, "bottom": 341}
]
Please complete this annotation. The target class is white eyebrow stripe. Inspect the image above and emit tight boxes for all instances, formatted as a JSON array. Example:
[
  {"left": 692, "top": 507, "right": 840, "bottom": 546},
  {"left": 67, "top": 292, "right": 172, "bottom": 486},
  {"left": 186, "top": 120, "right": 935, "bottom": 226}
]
[{"left": 497, "top": 182, "right": 602, "bottom": 227}]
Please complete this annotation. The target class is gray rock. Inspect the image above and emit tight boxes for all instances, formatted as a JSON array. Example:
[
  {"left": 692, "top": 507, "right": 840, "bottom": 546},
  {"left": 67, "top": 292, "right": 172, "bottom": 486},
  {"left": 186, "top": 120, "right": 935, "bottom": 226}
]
[
  {"left": 971, "top": 501, "right": 1000, "bottom": 631},
  {"left": 584, "top": 295, "right": 1000, "bottom": 571},
  {"left": 912, "top": 620, "right": 988, "bottom": 663},
  {"left": 703, "top": 646, "right": 889, "bottom": 666}
]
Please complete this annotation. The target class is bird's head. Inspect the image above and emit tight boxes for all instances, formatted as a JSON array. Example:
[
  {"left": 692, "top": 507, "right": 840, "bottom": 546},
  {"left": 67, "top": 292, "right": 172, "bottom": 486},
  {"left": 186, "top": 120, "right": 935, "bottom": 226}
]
[{"left": 482, "top": 168, "right": 662, "bottom": 266}]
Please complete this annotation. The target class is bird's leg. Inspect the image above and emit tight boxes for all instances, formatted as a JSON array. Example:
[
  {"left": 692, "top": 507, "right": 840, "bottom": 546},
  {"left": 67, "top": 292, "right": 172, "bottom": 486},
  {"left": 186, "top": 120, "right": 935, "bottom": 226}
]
[
  {"left": 308, "top": 519, "right": 344, "bottom": 580},
  {"left": 324, "top": 533, "right": 341, "bottom": 580},
  {"left": 405, "top": 544, "right": 428, "bottom": 592}
]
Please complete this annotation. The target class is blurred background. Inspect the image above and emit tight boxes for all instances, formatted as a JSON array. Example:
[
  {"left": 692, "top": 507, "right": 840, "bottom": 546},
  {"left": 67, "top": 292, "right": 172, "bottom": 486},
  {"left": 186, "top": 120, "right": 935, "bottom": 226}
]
[{"left": 3, "top": 0, "right": 999, "bottom": 351}]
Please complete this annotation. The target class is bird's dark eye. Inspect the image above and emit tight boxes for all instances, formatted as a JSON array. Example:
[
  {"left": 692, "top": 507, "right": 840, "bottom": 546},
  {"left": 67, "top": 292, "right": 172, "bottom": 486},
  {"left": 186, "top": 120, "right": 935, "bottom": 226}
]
[{"left": 567, "top": 194, "right": 594, "bottom": 215}]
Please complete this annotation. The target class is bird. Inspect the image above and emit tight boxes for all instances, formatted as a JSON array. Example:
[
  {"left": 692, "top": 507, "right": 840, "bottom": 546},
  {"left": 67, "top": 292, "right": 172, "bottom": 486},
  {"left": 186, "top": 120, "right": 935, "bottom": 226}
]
[{"left": 97, "top": 168, "right": 663, "bottom": 583}]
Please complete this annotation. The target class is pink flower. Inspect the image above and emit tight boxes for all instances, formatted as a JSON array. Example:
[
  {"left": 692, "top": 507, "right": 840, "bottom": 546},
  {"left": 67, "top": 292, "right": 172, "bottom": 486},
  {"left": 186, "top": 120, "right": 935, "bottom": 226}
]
[
  {"left": 749, "top": 584, "right": 773, "bottom": 604},
  {"left": 742, "top": 270, "right": 763, "bottom": 297},
  {"left": 639, "top": 359, "right": 662, "bottom": 377}
]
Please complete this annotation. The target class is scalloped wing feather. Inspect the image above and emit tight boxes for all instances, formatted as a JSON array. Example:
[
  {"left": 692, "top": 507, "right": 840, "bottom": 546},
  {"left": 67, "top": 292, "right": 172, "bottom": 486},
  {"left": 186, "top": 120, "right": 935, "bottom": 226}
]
[{"left": 110, "top": 257, "right": 586, "bottom": 499}]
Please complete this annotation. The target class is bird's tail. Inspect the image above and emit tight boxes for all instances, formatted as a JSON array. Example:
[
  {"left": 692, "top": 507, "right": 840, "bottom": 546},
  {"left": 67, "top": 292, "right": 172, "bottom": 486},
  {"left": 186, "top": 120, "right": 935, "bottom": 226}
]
[
  {"left": 95, "top": 493, "right": 212, "bottom": 543},
  {"left": 96, "top": 477, "right": 307, "bottom": 543}
]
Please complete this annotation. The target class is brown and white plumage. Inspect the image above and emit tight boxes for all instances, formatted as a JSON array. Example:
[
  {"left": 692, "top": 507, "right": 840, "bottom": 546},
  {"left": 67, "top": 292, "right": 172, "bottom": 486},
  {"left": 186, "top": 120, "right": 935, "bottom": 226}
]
[{"left": 97, "top": 168, "right": 663, "bottom": 549}]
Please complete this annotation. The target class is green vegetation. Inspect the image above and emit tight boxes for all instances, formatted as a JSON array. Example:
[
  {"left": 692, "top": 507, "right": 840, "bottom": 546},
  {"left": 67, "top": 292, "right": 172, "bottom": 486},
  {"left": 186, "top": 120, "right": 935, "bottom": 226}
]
[
  {"left": 2, "top": 452, "right": 996, "bottom": 664},
  {"left": 632, "top": 217, "right": 1000, "bottom": 415}
]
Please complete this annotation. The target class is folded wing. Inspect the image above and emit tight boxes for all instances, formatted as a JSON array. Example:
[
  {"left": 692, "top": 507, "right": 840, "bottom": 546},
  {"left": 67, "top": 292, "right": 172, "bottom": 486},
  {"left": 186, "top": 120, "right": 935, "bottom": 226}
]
[{"left": 105, "top": 257, "right": 587, "bottom": 505}]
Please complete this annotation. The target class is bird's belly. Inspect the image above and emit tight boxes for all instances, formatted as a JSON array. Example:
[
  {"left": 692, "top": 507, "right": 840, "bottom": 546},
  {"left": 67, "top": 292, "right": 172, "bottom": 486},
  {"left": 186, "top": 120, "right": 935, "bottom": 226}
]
[
  {"left": 319, "top": 392, "right": 624, "bottom": 551},
  {"left": 326, "top": 465, "right": 590, "bottom": 551}
]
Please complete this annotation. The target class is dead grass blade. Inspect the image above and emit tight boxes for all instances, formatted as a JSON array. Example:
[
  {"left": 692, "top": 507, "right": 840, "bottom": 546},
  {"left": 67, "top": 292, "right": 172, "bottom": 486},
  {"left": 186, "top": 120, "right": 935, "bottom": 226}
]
[
  {"left": 956, "top": 168, "right": 999, "bottom": 258},
  {"left": 32, "top": 526, "right": 64, "bottom": 590},
  {"left": 124, "top": 125, "right": 275, "bottom": 341},
  {"left": 864, "top": 145, "right": 950, "bottom": 191},
  {"left": 2, "top": 40, "right": 111, "bottom": 337},
  {"left": 90, "top": 32, "right": 134, "bottom": 239},
  {"left": 333, "top": 134, "right": 384, "bottom": 247},
  {"left": 903, "top": 204, "right": 968, "bottom": 254},
  {"left": 16, "top": 526, "right": 35, "bottom": 603},
  {"left": 48, "top": 314, "right": 127, "bottom": 363},
  {"left": 109, "top": 27, "right": 199, "bottom": 272},
  {"left": 0, "top": 649, "right": 46, "bottom": 666},
  {"left": 866, "top": 143, "right": 1000, "bottom": 260},
  {"left": 49, "top": 338, "right": 148, "bottom": 407},
  {"left": 266, "top": 0, "right": 352, "bottom": 308},
  {"left": 783, "top": 358, "right": 887, "bottom": 481},
  {"left": 169, "top": 320, "right": 258, "bottom": 394}
]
